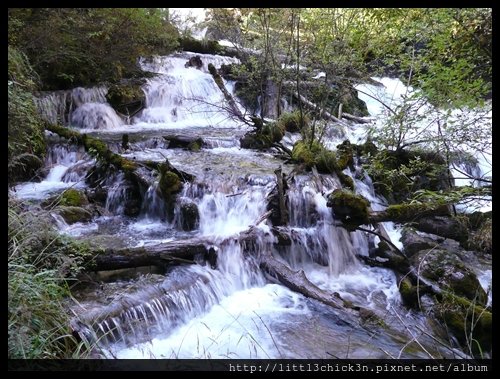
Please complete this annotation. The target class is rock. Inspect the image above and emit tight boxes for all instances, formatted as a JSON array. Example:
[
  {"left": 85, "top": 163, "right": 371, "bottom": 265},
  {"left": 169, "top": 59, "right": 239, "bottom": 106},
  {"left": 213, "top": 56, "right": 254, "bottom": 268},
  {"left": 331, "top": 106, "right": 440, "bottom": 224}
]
[
  {"left": 336, "top": 140, "right": 354, "bottom": 170},
  {"left": 326, "top": 189, "right": 370, "bottom": 228},
  {"left": 56, "top": 206, "right": 93, "bottom": 224},
  {"left": 398, "top": 276, "right": 419, "bottom": 308},
  {"left": 436, "top": 294, "right": 491, "bottom": 356},
  {"left": 416, "top": 216, "right": 468, "bottom": 244},
  {"left": 106, "top": 82, "right": 145, "bottom": 116},
  {"left": 123, "top": 184, "right": 143, "bottom": 217},
  {"left": 59, "top": 188, "right": 89, "bottom": 207},
  {"left": 410, "top": 248, "right": 487, "bottom": 306},
  {"left": 184, "top": 55, "right": 203, "bottom": 69},
  {"left": 401, "top": 228, "right": 439, "bottom": 257},
  {"left": 158, "top": 166, "right": 182, "bottom": 221},
  {"left": 179, "top": 201, "right": 200, "bottom": 231}
]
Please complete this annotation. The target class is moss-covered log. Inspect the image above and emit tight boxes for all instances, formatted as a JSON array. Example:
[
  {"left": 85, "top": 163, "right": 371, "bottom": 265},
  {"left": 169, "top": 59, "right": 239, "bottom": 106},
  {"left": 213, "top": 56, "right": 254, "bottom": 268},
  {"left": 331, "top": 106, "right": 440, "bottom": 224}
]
[{"left": 327, "top": 190, "right": 450, "bottom": 229}]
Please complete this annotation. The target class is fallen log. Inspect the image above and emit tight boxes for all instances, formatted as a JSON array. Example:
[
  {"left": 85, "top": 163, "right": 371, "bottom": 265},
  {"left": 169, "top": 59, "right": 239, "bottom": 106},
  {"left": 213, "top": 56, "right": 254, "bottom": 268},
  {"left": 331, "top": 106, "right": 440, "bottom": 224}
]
[
  {"left": 208, "top": 63, "right": 245, "bottom": 122},
  {"left": 91, "top": 238, "right": 214, "bottom": 271},
  {"left": 341, "top": 112, "right": 372, "bottom": 124},
  {"left": 46, "top": 123, "right": 158, "bottom": 189},
  {"left": 260, "top": 253, "right": 344, "bottom": 309},
  {"left": 292, "top": 92, "right": 348, "bottom": 126}
]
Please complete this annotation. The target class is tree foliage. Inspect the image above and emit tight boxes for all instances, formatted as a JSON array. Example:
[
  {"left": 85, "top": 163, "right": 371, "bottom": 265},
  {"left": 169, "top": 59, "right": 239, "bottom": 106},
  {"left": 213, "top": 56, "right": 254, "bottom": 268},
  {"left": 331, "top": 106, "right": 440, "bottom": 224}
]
[{"left": 9, "top": 8, "right": 179, "bottom": 89}]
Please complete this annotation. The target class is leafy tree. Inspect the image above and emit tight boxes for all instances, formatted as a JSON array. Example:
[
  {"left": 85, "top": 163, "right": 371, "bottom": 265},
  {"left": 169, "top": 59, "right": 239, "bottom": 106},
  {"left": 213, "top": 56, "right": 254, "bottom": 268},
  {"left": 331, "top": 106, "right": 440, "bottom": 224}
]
[{"left": 8, "top": 8, "right": 179, "bottom": 89}]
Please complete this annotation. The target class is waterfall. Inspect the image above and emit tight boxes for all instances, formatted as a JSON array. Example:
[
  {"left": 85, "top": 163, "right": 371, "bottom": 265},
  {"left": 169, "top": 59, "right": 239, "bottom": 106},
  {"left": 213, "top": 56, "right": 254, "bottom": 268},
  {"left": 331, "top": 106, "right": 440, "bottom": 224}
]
[
  {"left": 135, "top": 53, "right": 243, "bottom": 128},
  {"left": 14, "top": 47, "right": 487, "bottom": 358},
  {"left": 34, "top": 86, "right": 109, "bottom": 125}
]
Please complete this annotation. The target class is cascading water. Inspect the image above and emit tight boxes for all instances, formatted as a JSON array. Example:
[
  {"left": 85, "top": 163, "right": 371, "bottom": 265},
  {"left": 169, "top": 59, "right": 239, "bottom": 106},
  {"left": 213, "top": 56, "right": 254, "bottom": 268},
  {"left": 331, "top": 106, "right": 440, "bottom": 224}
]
[{"left": 12, "top": 49, "right": 491, "bottom": 359}]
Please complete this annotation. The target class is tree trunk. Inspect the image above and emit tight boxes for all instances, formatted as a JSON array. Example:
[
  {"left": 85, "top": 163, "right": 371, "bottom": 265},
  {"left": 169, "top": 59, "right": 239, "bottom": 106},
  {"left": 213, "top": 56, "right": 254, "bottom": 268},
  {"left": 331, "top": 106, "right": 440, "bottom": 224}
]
[{"left": 207, "top": 63, "right": 245, "bottom": 121}]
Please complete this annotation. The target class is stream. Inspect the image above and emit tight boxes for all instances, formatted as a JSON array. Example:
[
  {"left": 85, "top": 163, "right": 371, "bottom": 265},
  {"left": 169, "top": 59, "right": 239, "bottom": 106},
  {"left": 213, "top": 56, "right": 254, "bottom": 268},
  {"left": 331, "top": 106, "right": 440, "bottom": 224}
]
[{"left": 11, "top": 51, "right": 491, "bottom": 359}]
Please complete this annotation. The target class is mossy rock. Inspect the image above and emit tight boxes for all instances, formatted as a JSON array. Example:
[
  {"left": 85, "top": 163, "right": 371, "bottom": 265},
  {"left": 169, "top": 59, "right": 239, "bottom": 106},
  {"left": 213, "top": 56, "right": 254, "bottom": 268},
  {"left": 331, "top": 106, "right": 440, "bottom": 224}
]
[
  {"left": 416, "top": 215, "right": 468, "bottom": 244},
  {"left": 338, "top": 172, "right": 355, "bottom": 191},
  {"left": 326, "top": 189, "right": 370, "bottom": 227},
  {"left": 240, "top": 122, "right": 283, "bottom": 150},
  {"left": 315, "top": 149, "right": 338, "bottom": 174},
  {"left": 240, "top": 133, "right": 273, "bottom": 149},
  {"left": 291, "top": 140, "right": 323, "bottom": 168},
  {"left": 436, "top": 293, "right": 491, "bottom": 355},
  {"left": 410, "top": 249, "right": 487, "bottom": 306},
  {"left": 336, "top": 140, "right": 354, "bottom": 170},
  {"left": 179, "top": 201, "right": 200, "bottom": 231},
  {"left": 106, "top": 83, "right": 146, "bottom": 111},
  {"left": 56, "top": 206, "right": 93, "bottom": 224},
  {"left": 59, "top": 188, "right": 89, "bottom": 207},
  {"left": 159, "top": 170, "right": 182, "bottom": 199},
  {"left": 398, "top": 277, "right": 419, "bottom": 308}
]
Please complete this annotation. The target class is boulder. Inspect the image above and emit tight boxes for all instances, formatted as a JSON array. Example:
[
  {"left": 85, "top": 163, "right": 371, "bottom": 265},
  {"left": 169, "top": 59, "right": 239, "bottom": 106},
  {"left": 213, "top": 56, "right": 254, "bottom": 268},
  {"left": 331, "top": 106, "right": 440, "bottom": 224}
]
[
  {"left": 184, "top": 55, "right": 203, "bottom": 69},
  {"left": 410, "top": 248, "right": 487, "bottom": 306},
  {"left": 56, "top": 206, "right": 93, "bottom": 224},
  {"left": 416, "top": 216, "right": 468, "bottom": 244}
]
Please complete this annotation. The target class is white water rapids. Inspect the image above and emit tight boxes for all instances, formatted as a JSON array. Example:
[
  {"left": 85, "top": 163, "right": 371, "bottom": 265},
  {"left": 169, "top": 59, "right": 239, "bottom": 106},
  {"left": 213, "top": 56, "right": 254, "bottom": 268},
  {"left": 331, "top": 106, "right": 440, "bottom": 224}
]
[{"left": 12, "top": 51, "right": 491, "bottom": 359}]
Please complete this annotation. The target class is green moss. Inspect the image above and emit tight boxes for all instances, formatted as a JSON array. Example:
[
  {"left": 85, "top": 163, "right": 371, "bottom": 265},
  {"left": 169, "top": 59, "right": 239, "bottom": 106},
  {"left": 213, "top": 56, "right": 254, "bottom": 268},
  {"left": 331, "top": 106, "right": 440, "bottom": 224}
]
[
  {"left": 399, "top": 277, "right": 419, "bottom": 308},
  {"left": 385, "top": 203, "right": 440, "bottom": 221},
  {"left": 240, "top": 122, "right": 284, "bottom": 150},
  {"left": 106, "top": 83, "right": 144, "bottom": 110},
  {"left": 336, "top": 140, "right": 354, "bottom": 170},
  {"left": 338, "top": 172, "right": 355, "bottom": 191},
  {"left": 291, "top": 140, "right": 323, "bottom": 168},
  {"left": 277, "top": 111, "right": 308, "bottom": 133},
  {"left": 316, "top": 149, "right": 338, "bottom": 174},
  {"left": 437, "top": 292, "right": 492, "bottom": 355},
  {"left": 179, "top": 36, "right": 222, "bottom": 55},
  {"left": 56, "top": 206, "right": 93, "bottom": 224},
  {"left": 188, "top": 140, "right": 202, "bottom": 151},
  {"left": 59, "top": 189, "right": 88, "bottom": 207},
  {"left": 159, "top": 170, "right": 182, "bottom": 199},
  {"left": 326, "top": 189, "right": 370, "bottom": 227},
  {"left": 413, "top": 249, "right": 487, "bottom": 306}
]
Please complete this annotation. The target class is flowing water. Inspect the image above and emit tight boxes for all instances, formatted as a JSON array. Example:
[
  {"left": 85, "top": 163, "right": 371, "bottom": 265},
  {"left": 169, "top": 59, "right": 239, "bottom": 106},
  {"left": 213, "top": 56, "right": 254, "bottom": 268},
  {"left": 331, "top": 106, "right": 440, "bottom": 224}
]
[{"left": 12, "top": 52, "right": 491, "bottom": 359}]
